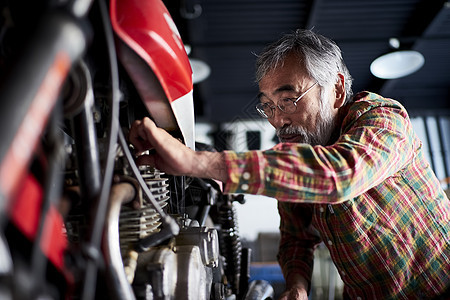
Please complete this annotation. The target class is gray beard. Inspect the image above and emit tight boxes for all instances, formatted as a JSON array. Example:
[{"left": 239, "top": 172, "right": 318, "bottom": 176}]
[{"left": 276, "top": 103, "right": 336, "bottom": 146}]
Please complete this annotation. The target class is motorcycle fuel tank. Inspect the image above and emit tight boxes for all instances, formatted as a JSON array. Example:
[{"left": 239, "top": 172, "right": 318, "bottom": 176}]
[{"left": 110, "top": 0, "right": 195, "bottom": 149}]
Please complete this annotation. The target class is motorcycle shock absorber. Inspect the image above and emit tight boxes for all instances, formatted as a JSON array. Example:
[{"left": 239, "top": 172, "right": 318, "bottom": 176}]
[{"left": 217, "top": 194, "right": 244, "bottom": 296}]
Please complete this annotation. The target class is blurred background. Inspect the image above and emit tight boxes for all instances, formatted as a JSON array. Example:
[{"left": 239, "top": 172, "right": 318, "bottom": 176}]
[{"left": 163, "top": 1, "right": 450, "bottom": 298}]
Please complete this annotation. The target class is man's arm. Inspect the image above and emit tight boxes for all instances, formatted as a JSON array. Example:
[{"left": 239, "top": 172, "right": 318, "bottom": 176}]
[
  {"left": 130, "top": 98, "right": 416, "bottom": 206},
  {"left": 221, "top": 100, "right": 417, "bottom": 203},
  {"left": 129, "top": 117, "right": 228, "bottom": 182},
  {"left": 277, "top": 202, "right": 321, "bottom": 299}
]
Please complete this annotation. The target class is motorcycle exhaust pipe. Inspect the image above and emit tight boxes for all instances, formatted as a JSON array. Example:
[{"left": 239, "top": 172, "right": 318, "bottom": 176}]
[{"left": 103, "top": 181, "right": 137, "bottom": 300}]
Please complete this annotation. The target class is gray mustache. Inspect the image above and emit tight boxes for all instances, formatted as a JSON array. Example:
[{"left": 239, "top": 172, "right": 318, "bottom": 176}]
[{"left": 276, "top": 125, "right": 308, "bottom": 136}]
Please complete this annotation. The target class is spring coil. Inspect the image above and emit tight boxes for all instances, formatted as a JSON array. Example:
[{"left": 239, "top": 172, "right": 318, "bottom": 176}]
[{"left": 218, "top": 200, "right": 242, "bottom": 295}]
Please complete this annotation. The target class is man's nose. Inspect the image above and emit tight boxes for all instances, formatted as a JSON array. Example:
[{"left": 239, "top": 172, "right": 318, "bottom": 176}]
[{"left": 270, "top": 107, "right": 291, "bottom": 128}]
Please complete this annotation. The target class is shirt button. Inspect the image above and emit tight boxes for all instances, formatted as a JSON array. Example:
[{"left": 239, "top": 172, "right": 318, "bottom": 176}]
[
  {"left": 319, "top": 207, "right": 325, "bottom": 213},
  {"left": 243, "top": 172, "right": 251, "bottom": 180},
  {"left": 327, "top": 240, "right": 333, "bottom": 246},
  {"left": 241, "top": 183, "right": 249, "bottom": 191},
  {"left": 356, "top": 297, "right": 362, "bottom": 300}
]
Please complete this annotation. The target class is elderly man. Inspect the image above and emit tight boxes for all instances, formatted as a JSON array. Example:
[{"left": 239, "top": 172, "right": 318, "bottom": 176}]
[{"left": 129, "top": 29, "right": 450, "bottom": 300}]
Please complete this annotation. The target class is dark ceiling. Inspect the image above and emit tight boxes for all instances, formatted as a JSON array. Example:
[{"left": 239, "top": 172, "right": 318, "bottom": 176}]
[{"left": 163, "top": 0, "right": 450, "bottom": 124}]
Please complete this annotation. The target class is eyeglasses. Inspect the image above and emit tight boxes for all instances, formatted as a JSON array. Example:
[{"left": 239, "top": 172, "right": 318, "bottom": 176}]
[{"left": 255, "top": 81, "right": 318, "bottom": 119}]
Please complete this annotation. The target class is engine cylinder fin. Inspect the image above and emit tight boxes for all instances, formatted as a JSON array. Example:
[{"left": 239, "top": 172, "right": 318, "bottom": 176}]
[{"left": 118, "top": 167, "right": 170, "bottom": 256}]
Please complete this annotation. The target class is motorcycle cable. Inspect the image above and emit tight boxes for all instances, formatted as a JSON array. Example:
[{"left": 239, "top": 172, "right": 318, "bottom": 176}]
[
  {"left": 80, "top": 0, "right": 121, "bottom": 299},
  {"left": 170, "top": 173, "right": 186, "bottom": 216}
]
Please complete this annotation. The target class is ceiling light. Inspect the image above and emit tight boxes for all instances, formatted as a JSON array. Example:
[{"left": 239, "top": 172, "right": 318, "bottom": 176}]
[
  {"left": 370, "top": 50, "right": 425, "bottom": 79},
  {"left": 189, "top": 58, "right": 211, "bottom": 84},
  {"left": 184, "top": 44, "right": 192, "bottom": 55}
]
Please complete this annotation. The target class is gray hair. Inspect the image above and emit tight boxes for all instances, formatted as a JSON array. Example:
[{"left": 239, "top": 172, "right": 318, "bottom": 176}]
[{"left": 255, "top": 29, "right": 354, "bottom": 103}]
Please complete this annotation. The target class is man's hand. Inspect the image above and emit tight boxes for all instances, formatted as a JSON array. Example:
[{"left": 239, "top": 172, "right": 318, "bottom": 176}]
[
  {"left": 278, "top": 286, "right": 308, "bottom": 300},
  {"left": 278, "top": 274, "right": 309, "bottom": 300},
  {"left": 129, "top": 117, "right": 196, "bottom": 176},
  {"left": 128, "top": 117, "right": 228, "bottom": 182}
]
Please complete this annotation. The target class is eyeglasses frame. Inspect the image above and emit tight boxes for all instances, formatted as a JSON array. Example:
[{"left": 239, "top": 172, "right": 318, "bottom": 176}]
[{"left": 255, "top": 81, "right": 319, "bottom": 119}]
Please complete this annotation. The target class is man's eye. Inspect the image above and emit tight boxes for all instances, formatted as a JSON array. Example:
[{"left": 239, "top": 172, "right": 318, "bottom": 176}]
[
  {"left": 280, "top": 98, "right": 294, "bottom": 104},
  {"left": 278, "top": 98, "right": 294, "bottom": 108}
]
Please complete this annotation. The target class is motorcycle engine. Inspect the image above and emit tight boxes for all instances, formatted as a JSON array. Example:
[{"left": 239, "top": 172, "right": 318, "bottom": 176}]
[
  {"left": 132, "top": 218, "right": 220, "bottom": 300},
  {"left": 116, "top": 162, "right": 222, "bottom": 300},
  {"left": 61, "top": 56, "right": 241, "bottom": 300}
]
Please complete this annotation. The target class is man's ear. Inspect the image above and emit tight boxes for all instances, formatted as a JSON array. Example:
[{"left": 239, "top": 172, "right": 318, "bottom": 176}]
[{"left": 334, "top": 73, "right": 346, "bottom": 108}]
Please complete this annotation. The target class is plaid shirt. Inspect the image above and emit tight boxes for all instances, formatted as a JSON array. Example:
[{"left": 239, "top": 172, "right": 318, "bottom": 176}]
[{"left": 223, "top": 92, "right": 450, "bottom": 299}]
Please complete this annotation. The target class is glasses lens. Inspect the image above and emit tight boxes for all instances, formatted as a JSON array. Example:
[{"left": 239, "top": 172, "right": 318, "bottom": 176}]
[
  {"left": 256, "top": 104, "right": 271, "bottom": 118},
  {"left": 278, "top": 98, "right": 296, "bottom": 113}
]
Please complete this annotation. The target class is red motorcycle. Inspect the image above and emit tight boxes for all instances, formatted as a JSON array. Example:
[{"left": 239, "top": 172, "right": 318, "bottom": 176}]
[{"left": 0, "top": 0, "right": 273, "bottom": 299}]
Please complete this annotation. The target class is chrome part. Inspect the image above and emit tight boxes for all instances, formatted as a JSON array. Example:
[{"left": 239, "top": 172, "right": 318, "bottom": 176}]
[
  {"left": 175, "top": 223, "right": 219, "bottom": 268},
  {"left": 174, "top": 244, "right": 211, "bottom": 299},
  {"left": 134, "top": 247, "right": 177, "bottom": 300},
  {"left": 243, "top": 280, "right": 274, "bottom": 300},
  {"left": 103, "top": 182, "right": 137, "bottom": 300},
  {"left": 132, "top": 219, "right": 220, "bottom": 300}
]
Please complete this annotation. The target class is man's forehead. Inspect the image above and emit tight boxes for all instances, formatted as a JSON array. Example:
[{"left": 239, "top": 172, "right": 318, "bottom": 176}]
[
  {"left": 259, "top": 65, "right": 311, "bottom": 90},
  {"left": 257, "top": 83, "right": 303, "bottom": 100}
]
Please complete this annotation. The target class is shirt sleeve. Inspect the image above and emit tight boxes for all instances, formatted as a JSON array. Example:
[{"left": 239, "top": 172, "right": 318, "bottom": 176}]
[
  {"left": 223, "top": 97, "right": 417, "bottom": 204},
  {"left": 277, "top": 202, "right": 321, "bottom": 292}
]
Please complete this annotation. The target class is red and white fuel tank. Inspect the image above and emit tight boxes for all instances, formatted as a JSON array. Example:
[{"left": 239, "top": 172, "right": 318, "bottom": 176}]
[{"left": 110, "top": 0, "right": 195, "bottom": 149}]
